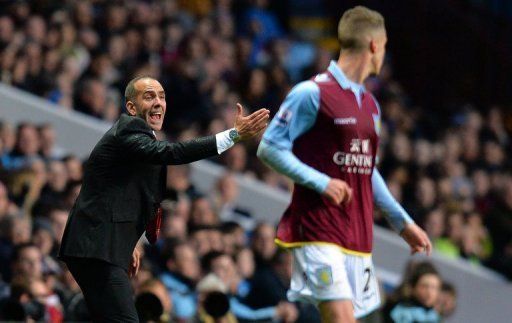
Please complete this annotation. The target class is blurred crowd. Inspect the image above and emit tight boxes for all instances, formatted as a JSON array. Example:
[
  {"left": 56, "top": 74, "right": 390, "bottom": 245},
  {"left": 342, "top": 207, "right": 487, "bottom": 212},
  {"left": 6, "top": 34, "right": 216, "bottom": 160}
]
[{"left": 0, "top": 0, "right": 510, "bottom": 321}]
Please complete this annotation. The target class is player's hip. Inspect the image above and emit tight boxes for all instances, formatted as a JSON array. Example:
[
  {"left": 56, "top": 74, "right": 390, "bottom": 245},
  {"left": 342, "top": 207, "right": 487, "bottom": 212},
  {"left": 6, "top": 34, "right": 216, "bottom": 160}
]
[{"left": 276, "top": 210, "right": 374, "bottom": 254}]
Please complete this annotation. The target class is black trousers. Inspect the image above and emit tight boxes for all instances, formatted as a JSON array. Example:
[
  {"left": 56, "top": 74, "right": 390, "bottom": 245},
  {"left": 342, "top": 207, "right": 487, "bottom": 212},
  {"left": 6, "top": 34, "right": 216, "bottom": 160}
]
[{"left": 64, "top": 257, "right": 139, "bottom": 323}]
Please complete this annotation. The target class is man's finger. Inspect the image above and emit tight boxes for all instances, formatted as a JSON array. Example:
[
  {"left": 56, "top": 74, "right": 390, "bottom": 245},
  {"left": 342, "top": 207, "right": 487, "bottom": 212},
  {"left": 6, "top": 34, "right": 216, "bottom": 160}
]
[
  {"left": 249, "top": 108, "right": 270, "bottom": 120},
  {"left": 250, "top": 112, "right": 270, "bottom": 125},
  {"left": 248, "top": 108, "right": 269, "bottom": 121},
  {"left": 236, "top": 103, "right": 244, "bottom": 118},
  {"left": 328, "top": 192, "right": 340, "bottom": 205},
  {"left": 424, "top": 238, "right": 432, "bottom": 256},
  {"left": 254, "top": 124, "right": 268, "bottom": 134},
  {"left": 345, "top": 187, "right": 353, "bottom": 204}
]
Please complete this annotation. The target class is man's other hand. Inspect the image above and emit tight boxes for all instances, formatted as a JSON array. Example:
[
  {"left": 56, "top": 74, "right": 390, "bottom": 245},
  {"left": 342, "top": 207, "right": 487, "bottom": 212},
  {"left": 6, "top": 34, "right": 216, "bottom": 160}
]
[
  {"left": 234, "top": 103, "right": 270, "bottom": 141},
  {"left": 323, "top": 178, "right": 353, "bottom": 205},
  {"left": 128, "top": 247, "right": 141, "bottom": 278},
  {"left": 401, "top": 223, "right": 432, "bottom": 256}
]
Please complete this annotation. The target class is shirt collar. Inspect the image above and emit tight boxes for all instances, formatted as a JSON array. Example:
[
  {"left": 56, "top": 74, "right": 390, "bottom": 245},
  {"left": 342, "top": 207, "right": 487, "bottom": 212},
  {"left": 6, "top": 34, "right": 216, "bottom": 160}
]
[{"left": 327, "top": 60, "right": 366, "bottom": 94}]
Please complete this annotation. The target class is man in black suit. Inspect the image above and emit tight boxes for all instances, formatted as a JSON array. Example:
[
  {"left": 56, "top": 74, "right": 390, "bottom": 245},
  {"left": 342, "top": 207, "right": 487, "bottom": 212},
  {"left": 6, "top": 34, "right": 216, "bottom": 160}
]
[{"left": 58, "top": 76, "right": 269, "bottom": 322}]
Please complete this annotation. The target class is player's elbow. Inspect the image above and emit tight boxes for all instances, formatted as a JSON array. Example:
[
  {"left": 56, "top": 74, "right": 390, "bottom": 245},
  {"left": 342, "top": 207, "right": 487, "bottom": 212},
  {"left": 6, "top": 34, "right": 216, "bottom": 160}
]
[{"left": 256, "top": 141, "right": 267, "bottom": 161}]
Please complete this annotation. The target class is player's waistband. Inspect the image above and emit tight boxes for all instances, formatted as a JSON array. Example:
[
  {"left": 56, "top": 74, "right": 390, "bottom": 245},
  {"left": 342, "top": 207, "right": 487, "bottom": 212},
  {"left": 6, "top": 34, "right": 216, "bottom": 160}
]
[{"left": 275, "top": 239, "right": 372, "bottom": 258}]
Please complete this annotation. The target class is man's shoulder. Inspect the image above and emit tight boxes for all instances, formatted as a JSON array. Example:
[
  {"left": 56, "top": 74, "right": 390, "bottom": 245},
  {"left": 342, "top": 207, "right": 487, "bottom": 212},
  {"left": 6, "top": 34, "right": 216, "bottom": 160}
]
[{"left": 114, "top": 114, "right": 152, "bottom": 136}]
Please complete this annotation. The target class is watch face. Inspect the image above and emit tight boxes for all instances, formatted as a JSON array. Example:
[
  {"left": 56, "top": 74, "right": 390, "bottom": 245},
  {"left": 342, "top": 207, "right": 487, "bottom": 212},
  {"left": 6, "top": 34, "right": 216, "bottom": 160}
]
[{"left": 229, "top": 129, "right": 239, "bottom": 140}]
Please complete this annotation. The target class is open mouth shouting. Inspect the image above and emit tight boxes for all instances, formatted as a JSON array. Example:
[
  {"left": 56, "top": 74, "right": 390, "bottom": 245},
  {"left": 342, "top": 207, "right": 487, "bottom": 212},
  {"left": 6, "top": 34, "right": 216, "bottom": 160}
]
[{"left": 148, "top": 111, "right": 163, "bottom": 123}]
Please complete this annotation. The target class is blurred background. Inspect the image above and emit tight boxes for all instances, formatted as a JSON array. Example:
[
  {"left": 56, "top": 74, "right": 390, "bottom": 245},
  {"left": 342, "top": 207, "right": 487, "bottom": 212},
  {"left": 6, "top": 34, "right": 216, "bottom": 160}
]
[{"left": 0, "top": 0, "right": 511, "bottom": 322}]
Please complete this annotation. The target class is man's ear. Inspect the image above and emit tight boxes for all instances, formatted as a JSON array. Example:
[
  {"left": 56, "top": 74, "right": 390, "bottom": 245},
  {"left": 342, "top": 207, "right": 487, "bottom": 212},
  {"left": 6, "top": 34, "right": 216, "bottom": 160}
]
[
  {"left": 369, "top": 39, "right": 377, "bottom": 54},
  {"left": 126, "top": 101, "right": 137, "bottom": 116}
]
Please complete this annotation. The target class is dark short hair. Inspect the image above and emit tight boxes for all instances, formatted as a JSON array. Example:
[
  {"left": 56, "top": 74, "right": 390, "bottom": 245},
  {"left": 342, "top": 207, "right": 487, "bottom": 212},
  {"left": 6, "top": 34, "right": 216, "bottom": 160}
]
[
  {"left": 11, "top": 242, "right": 39, "bottom": 263},
  {"left": 409, "top": 262, "right": 440, "bottom": 287},
  {"left": 441, "top": 281, "right": 457, "bottom": 296},
  {"left": 201, "top": 251, "right": 227, "bottom": 273},
  {"left": 124, "top": 76, "right": 154, "bottom": 102},
  {"left": 160, "top": 238, "right": 187, "bottom": 262}
]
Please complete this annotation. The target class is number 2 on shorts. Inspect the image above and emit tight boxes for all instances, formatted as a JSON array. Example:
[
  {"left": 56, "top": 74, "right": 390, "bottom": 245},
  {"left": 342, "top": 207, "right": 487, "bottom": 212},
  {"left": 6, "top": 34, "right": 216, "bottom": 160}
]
[{"left": 363, "top": 267, "right": 371, "bottom": 293}]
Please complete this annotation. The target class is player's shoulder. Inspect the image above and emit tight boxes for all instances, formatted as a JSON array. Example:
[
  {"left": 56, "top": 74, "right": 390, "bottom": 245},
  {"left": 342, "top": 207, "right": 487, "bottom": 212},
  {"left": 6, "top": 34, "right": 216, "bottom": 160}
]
[
  {"left": 365, "top": 92, "right": 381, "bottom": 116},
  {"left": 290, "top": 79, "right": 320, "bottom": 96},
  {"left": 311, "top": 72, "right": 334, "bottom": 84}
]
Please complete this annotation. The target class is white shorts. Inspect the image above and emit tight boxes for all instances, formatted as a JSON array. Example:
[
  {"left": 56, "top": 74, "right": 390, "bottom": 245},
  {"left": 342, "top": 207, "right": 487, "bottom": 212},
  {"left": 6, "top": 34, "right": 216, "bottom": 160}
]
[{"left": 287, "top": 244, "right": 381, "bottom": 319}]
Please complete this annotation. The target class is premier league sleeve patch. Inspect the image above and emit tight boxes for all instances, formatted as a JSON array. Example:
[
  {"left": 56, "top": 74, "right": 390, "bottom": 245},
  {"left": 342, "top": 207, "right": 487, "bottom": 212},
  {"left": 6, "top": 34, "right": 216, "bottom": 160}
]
[{"left": 276, "top": 108, "right": 293, "bottom": 127}]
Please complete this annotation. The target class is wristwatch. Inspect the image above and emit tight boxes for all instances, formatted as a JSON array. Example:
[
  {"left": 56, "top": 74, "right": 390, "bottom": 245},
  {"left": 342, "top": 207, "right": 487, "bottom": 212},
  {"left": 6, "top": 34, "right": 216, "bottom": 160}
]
[{"left": 229, "top": 128, "right": 240, "bottom": 143}]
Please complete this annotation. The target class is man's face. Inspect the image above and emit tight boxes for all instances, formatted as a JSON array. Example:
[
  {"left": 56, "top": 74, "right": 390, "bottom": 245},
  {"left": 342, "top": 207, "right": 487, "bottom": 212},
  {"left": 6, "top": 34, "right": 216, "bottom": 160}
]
[
  {"left": 252, "top": 224, "right": 277, "bottom": 260},
  {"left": 15, "top": 247, "right": 42, "bottom": 279},
  {"left": 126, "top": 78, "right": 167, "bottom": 131},
  {"left": 371, "top": 29, "right": 387, "bottom": 75},
  {"left": 211, "top": 255, "right": 237, "bottom": 287},
  {"left": 413, "top": 274, "right": 441, "bottom": 308},
  {"left": 18, "top": 126, "right": 39, "bottom": 155},
  {"left": 0, "top": 182, "right": 9, "bottom": 216},
  {"left": 175, "top": 245, "right": 200, "bottom": 281},
  {"left": 50, "top": 210, "right": 69, "bottom": 244}
]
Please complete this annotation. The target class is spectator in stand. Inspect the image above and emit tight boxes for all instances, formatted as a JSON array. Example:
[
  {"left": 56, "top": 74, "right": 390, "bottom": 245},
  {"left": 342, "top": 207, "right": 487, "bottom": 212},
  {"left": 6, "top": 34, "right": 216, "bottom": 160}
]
[
  {"left": 383, "top": 262, "right": 442, "bottom": 323},
  {"left": 0, "top": 181, "right": 14, "bottom": 220},
  {"left": 11, "top": 242, "right": 43, "bottom": 282},
  {"left": 159, "top": 240, "right": 200, "bottom": 321},
  {"left": 136, "top": 278, "right": 173, "bottom": 323},
  {"left": 2, "top": 123, "right": 40, "bottom": 171},
  {"left": 435, "top": 281, "right": 457, "bottom": 320},
  {"left": 486, "top": 177, "right": 512, "bottom": 279},
  {"left": 204, "top": 250, "right": 298, "bottom": 322},
  {"left": 251, "top": 223, "right": 277, "bottom": 270},
  {"left": 212, "top": 173, "right": 255, "bottom": 230},
  {"left": 0, "top": 216, "right": 32, "bottom": 282},
  {"left": 38, "top": 124, "right": 65, "bottom": 161},
  {"left": 244, "top": 249, "right": 320, "bottom": 323},
  {"left": 31, "top": 218, "right": 60, "bottom": 276}
]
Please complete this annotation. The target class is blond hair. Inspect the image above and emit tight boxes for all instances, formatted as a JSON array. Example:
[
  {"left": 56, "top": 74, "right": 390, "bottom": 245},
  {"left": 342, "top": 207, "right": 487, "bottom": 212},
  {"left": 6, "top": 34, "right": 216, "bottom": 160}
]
[{"left": 338, "top": 6, "right": 385, "bottom": 52}]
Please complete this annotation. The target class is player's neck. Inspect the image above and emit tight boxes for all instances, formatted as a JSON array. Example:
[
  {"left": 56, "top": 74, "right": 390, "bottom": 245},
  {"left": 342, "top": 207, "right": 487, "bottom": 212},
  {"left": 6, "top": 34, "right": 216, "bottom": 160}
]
[{"left": 337, "top": 54, "right": 371, "bottom": 85}]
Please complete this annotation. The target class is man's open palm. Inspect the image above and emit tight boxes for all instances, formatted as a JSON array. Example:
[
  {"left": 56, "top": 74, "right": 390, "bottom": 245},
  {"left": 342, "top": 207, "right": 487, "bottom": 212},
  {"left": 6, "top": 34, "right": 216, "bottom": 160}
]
[{"left": 234, "top": 103, "right": 270, "bottom": 141}]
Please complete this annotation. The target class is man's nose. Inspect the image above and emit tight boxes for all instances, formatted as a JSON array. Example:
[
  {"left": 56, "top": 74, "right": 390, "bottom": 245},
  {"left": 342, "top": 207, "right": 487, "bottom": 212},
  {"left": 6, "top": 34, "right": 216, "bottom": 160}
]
[{"left": 154, "top": 96, "right": 164, "bottom": 106}]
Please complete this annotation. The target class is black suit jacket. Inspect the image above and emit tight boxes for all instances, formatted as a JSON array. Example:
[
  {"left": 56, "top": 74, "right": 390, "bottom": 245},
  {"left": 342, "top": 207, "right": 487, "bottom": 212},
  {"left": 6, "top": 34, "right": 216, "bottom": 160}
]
[{"left": 59, "top": 114, "right": 218, "bottom": 270}]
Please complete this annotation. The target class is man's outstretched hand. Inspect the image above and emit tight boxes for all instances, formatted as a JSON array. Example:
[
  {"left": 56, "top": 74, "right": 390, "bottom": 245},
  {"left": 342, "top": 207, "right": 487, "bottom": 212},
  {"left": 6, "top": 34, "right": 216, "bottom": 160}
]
[
  {"left": 234, "top": 103, "right": 270, "bottom": 141},
  {"left": 400, "top": 223, "right": 432, "bottom": 256}
]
